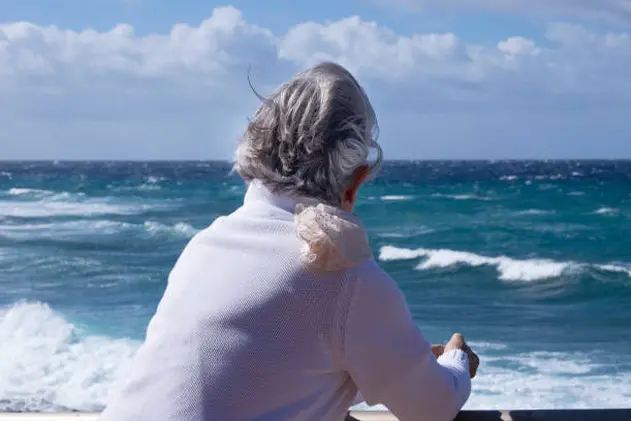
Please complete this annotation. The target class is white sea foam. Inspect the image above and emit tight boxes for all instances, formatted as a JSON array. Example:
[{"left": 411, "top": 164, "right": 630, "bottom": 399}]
[
  {"left": 380, "top": 246, "right": 631, "bottom": 281},
  {"left": 594, "top": 207, "right": 619, "bottom": 215},
  {"left": 380, "top": 195, "right": 413, "bottom": 201},
  {"left": 0, "top": 201, "right": 145, "bottom": 218},
  {"left": 0, "top": 220, "right": 199, "bottom": 240},
  {"left": 466, "top": 354, "right": 631, "bottom": 409},
  {"left": 5, "top": 189, "right": 87, "bottom": 202},
  {"left": 353, "top": 347, "right": 631, "bottom": 411},
  {"left": 145, "top": 176, "right": 164, "bottom": 184},
  {"left": 113, "top": 183, "right": 162, "bottom": 192},
  {"left": 143, "top": 221, "right": 199, "bottom": 238},
  {"left": 432, "top": 193, "right": 492, "bottom": 201},
  {"left": 0, "top": 302, "right": 139, "bottom": 412},
  {"left": 515, "top": 209, "right": 554, "bottom": 216},
  {"left": 597, "top": 264, "right": 631, "bottom": 278},
  {"left": 0, "top": 220, "right": 131, "bottom": 240},
  {"left": 377, "top": 226, "right": 435, "bottom": 238},
  {"left": 2, "top": 302, "right": 630, "bottom": 411},
  {"left": 0, "top": 191, "right": 161, "bottom": 218},
  {"left": 136, "top": 183, "right": 162, "bottom": 191},
  {"left": 379, "top": 246, "right": 574, "bottom": 281},
  {"left": 6, "top": 188, "right": 55, "bottom": 197}
]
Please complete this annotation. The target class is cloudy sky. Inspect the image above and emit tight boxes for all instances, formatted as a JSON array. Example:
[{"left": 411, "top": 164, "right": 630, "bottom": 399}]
[{"left": 2, "top": 0, "right": 631, "bottom": 160}]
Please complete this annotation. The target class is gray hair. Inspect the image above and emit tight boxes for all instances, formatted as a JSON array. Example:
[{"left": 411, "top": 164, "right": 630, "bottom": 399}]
[{"left": 233, "top": 62, "right": 383, "bottom": 206}]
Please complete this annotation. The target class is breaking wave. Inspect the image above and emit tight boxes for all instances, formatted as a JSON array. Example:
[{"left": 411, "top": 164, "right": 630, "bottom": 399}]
[
  {"left": 379, "top": 246, "right": 631, "bottom": 282},
  {"left": 0, "top": 220, "right": 199, "bottom": 241},
  {"left": 0, "top": 302, "right": 139, "bottom": 412}
]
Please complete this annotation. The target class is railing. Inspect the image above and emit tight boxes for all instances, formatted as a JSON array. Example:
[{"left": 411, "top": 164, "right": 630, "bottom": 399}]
[
  {"left": 349, "top": 410, "right": 631, "bottom": 420},
  {"left": 0, "top": 410, "right": 630, "bottom": 420}
]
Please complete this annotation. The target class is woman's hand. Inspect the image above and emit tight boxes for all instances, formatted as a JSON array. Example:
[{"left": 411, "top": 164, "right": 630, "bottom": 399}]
[
  {"left": 444, "top": 333, "right": 480, "bottom": 378},
  {"left": 431, "top": 344, "right": 445, "bottom": 359}
]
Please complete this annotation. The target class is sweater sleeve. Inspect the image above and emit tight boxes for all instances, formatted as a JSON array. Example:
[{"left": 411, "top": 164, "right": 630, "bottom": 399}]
[{"left": 341, "top": 263, "right": 471, "bottom": 421}]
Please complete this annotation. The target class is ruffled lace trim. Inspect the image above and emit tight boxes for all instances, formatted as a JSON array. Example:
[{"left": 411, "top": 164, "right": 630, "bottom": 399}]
[{"left": 294, "top": 203, "right": 373, "bottom": 272}]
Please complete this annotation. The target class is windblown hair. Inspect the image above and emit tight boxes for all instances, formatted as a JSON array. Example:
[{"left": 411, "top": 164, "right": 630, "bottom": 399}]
[{"left": 233, "top": 62, "right": 383, "bottom": 206}]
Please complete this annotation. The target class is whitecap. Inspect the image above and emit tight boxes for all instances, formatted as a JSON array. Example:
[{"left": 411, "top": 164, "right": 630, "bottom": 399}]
[
  {"left": 379, "top": 246, "right": 575, "bottom": 282},
  {"left": 145, "top": 176, "right": 164, "bottom": 184},
  {"left": 136, "top": 183, "right": 162, "bottom": 191},
  {"left": 0, "top": 220, "right": 132, "bottom": 240},
  {"left": 112, "top": 184, "right": 161, "bottom": 192},
  {"left": 376, "top": 227, "right": 435, "bottom": 238},
  {"left": 0, "top": 219, "right": 198, "bottom": 240},
  {"left": 594, "top": 207, "right": 619, "bottom": 215},
  {"left": 0, "top": 200, "right": 146, "bottom": 218},
  {"left": 380, "top": 195, "right": 413, "bottom": 201},
  {"left": 6, "top": 188, "right": 54, "bottom": 197},
  {"left": 515, "top": 209, "right": 554, "bottom": 216},
  {"left": 144, "top": 221, "right": 199, "bottom": 238},
  {"left": 597, "top": 264, "right": 631, "bottom": 278},
  {"left": 432, "top": 193, "right": 492, "bottom": 201}
]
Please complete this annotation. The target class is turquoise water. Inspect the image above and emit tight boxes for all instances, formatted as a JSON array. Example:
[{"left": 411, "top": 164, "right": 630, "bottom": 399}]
[{"left": 1, "top": 161, "right": 630, "bottom": 411}]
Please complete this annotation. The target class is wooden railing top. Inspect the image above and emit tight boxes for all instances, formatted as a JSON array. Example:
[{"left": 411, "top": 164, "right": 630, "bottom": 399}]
[
  {"left": 0, "top": 410, "right": 630, "bottom": 421},
  {"left": 351, "top": 409, "right": 631, "bottom": 421}
]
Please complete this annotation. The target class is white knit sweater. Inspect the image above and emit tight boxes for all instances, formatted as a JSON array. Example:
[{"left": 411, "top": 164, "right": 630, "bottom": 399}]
[{"left": 100, "top": 180, "right": 471, "bottom": 421}]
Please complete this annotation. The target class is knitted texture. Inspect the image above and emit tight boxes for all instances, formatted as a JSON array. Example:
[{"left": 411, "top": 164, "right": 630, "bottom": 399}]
[{"left": 99, "top": 181, "right": 471, "bottom": 421}]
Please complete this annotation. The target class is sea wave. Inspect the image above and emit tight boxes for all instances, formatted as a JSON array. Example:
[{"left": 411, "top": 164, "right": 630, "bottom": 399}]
[
  {"left": 122, "top": 176, "right": 167, "bottom": 191},
  {"left": 0, "top": 201, "right": 143, "bottom": 218},
  {"left": 143, "top": 221, "right": 199, "bottom": 238},
  {"left": 376, "top": 226, "right": 436, "bottom": 238},
  {"left": 380, "top": 195, "right": 413, "bottom": 201},
  {"left": 594, "top": 207, "right": 619, "bottom": 215},
  {"left": 514, "top": 209, "right": 555, "bottom": 216},
  {"left": 379, "top": 246, "right": 631, "bottom": 282},
  {"left": 0, "top": 190, "right": 165, "bottom": 218},
  {"left": 0, "top": 220, "right": 199, "bottom": 240},
  {"left": 596, "top": 264, "right": 631, "bottom": 278},
  {"left": 432, "top": 193, "right": 493, "bottom": 201},
  {"left": 3, "top": 301, "right": 628, "bottom": 412},
  {"left": 0, "top": 302, "right": 139, "bottom": 412},
  {"left": 3, "top": 188, "right": 88, "bottom": 202},
  {"left": 6, "top": 188, "right": 55, "bottom": 197}
]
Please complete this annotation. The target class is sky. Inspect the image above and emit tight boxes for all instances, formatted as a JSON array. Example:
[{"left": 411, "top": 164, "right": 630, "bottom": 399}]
[{"left": 1, "top": 0, "right": 631, "bottom": 160}]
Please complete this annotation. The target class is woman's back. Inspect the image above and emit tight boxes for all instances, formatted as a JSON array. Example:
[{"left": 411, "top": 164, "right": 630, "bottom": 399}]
[
  {"left": 100, "top": 182, "right": 361, "bottom": 421},
  {"left": 99, "top": 62, "right": 476, "bottom": 421}
]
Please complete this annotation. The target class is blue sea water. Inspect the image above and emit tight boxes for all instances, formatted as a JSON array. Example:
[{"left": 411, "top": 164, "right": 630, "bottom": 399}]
[{"left": 0, "top": 160, "right": 630, "bottom": 412}]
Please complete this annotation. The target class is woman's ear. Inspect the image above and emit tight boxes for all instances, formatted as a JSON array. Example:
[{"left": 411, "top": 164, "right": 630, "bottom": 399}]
[{"left": 342, "top": 165, "right": 370, "bottom": 211}]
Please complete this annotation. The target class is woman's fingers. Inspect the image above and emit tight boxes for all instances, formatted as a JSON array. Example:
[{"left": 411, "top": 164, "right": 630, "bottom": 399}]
[{"left": 431, "top": 344, "right": 445, "bottom": 359}]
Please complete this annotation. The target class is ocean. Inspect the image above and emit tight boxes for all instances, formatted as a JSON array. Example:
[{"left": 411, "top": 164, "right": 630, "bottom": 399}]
[{"left": 1, "top": 160, "right": 630, "bottom": 413}]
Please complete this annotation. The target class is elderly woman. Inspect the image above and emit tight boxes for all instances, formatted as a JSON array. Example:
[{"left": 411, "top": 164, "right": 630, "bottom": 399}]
[{"left": 100, "top": 62, "right": 479, "bottom": 421}]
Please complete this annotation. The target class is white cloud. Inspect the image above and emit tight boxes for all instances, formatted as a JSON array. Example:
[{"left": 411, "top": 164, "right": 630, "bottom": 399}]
[
  {"left": 378, "top": 0, "right": 631, "bottom": 23},
  {"left": 1, "top": 6, "right": 630, "bottom": 159}
]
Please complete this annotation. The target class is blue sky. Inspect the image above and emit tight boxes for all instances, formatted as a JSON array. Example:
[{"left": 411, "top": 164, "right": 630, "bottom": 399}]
[{"left": 1, "top": 0, "right": 631, "bottom": 159}]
